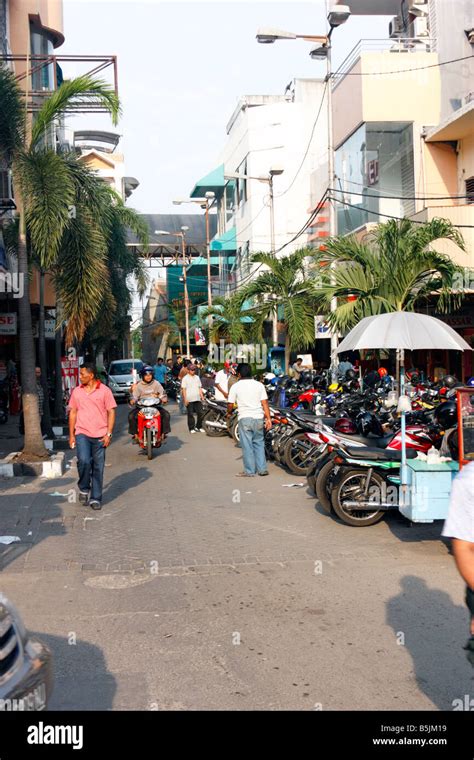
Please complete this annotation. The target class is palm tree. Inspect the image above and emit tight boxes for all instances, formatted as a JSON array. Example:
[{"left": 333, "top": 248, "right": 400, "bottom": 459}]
[
  {"left": 240, "top": 250, "right": 321, "bottom": 371},
  {"left": 0, "top": 64, "right": 120, "bottom": 457},
  {"left": 312, "top": 218, "right": 465, "bottom": 333},
  {"left": 199, "top": 292, "right": 257, "bottom": 345}
]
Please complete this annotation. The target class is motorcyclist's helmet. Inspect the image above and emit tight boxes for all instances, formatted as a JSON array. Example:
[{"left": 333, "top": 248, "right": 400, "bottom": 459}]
[
  {"left": 467, "top": 377, "right": 474, "bottom": 388},
  {"left": 408, "top": 371, "right": 420, "bottom": 385},
  {"left": 434, "top": 400, "right": 457, "bottom": 430},
  {"left": 378, "top": 367, "right": 388, "bottom": 378},
  {"left": 335, "top": 417, "right": 357, "bottom": 435},
  {"left": 345, "top": 368, "right": 357, "bottom": 381},
  {"left": 140, "top": 365, "right": 155, "bottom": 383},
  {"left": 442, "top": 374, "right": 457, "bottom": 389},
  {"left": 328, "top": 382, "right": 341, "bottom": 393},
  {"left": 356, "top": 411, "right": 383, "bottom": 437}
]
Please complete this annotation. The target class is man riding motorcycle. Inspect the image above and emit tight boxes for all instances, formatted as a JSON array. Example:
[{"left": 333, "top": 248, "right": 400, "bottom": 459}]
[{"left": 128, "top": 365, "right": 171, "bottom": 442}]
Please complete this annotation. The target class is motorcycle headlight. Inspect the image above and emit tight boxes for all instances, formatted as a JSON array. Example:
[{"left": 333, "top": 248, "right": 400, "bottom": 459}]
[{"left": 141, "top": 408, "right": 158, "bottom": 418}]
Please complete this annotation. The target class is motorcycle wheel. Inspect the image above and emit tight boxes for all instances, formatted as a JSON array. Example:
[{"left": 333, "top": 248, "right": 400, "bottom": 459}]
[
  {"left": 315, "top": 459, "right": 338, "bottom": 515},
  {"left": 283, "top": 432, "right": 318, "bottom": 476},
  {"left": 230, "top": 418, "right": 239, "bottom": 443},
  {"left": 146, "top": 428, "right": 153, "bottom": 460},
  {"left": 202, "top": 410, "right": 228, "bottom": 437},
  {"left": 331, "top": 469, "right": 386, "bottom": 527}
]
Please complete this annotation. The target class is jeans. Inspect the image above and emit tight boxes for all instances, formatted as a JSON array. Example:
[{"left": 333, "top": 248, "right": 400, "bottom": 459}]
[
  {"left": 76, "top": 434, "right": 106, "bottom": 503},
  {"left": 179, "top": 392, "right": 186, "bottom": 415},
  {"left": 187, "top": 401, "right": 204, "bottom": 431},
  {"left": 238, "top": 417, "right": 267, "bottom": 475}
]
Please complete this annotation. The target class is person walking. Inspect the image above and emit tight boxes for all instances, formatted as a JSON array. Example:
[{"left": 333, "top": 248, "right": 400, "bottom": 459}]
[
  {"left": 181, "top": 364, "right": 205, "bottom": 433},
  {"left": 214, "top": 361, "right": 231, "bottom": 401},
  {"left": 227, "top": 363, "right": 272, "bottom": 477},
  {"left": 178, "top": 359, "right": 191, "bottom": 414},
  {"left": 442, "top": 461, "right": 474, "bottom": 666},
  {"left": 153, "top": 357, "right": 168, "bottom": 385},
  {"left": 68, "top": 362, "right": 116, "bottom": 510}
]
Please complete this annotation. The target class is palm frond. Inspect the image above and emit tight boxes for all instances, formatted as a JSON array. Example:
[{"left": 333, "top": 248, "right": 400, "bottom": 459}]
[
  {"left": 31, "top": 76, "right": 121, "bottom": 149},
  {"left": 0, "top": 64, "right": 25, "bottom": 160}
]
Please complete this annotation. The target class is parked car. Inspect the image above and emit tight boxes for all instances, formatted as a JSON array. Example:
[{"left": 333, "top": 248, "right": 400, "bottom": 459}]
[
  {"left": 97, "top": 368, "right": 129, "bottom": 402},
  {"left": 107, "top": 359, "right": 144, "bottom": 396},
  {"left": 0, "top": 594, "right": 53, "bottom": 710}
]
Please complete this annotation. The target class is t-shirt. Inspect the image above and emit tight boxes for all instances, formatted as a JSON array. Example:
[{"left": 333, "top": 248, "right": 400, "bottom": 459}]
[
  {"left": 214, "top": 370, "right": 229, "bottom": 401},
  {"left": 133, "top": 379, "right": 166, "bottom": 401},
  {"left": 153, "top": 364, "right": 168, "bottom": 384},
  {"left": 291, "top": 363, "right": 303, "bottom": 380},
  {"left": 442, "top": 462, "right": 474, "bottom": 542},
  {"left": 228, "top": 379, "right": 268, "bottom": 420},
  {"left": 68, "top": 381, "right": 117, "bottom": 438},
  {"left": 181, "top": 374, "right": 202, "bottom": 403}
]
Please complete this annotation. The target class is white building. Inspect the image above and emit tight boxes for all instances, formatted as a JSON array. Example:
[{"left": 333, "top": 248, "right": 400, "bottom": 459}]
[{"left": 191, "top": 78, "right": 328, "bottom": 290}]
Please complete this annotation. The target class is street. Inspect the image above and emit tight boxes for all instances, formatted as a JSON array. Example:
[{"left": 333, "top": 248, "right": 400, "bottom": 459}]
[{"left": 0, "top": 401, "right": 471, "bottom": 711}]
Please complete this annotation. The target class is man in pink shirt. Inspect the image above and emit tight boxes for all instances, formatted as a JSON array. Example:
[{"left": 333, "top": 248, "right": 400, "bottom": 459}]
[{"left": 68, "top": 363, "right": 117, "bottom": 510}]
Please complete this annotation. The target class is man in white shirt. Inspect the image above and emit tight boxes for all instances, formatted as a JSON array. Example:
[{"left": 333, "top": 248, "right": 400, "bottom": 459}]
[
  {"left": 214, "top": 361, "right": 231, "bottom": 401},
  {"left": 227, "top": 363, "right": 272, "bottom": 477},
  {"left": 442, "top": 461, "right": 474, "bottom": 665},
  {"left": 181, "top": 364, "right": 205, "bottom": 433}
]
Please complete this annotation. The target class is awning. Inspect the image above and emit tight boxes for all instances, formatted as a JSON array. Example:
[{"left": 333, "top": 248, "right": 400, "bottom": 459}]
[
  {"left": 210, "top": 227, "right": 236, "bottom": 252},
  {"left": 190, "top": 164, "right": 226, "bottom": 198},
  {"left": 425, "top": 101, "right": 474, "bottom": 142}
]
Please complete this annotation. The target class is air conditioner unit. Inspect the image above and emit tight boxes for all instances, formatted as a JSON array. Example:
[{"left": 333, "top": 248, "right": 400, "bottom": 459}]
[
  {"left": 413, "top": 16, "right": 429, "bottom": 37},
  {"left": 389, "top": 15, "right": 404, "bottom": 38}
]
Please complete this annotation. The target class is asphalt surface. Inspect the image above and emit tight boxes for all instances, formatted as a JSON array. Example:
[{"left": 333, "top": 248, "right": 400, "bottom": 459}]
[{"left": 0, "top": 402, "right": 472, "bottom": 710}]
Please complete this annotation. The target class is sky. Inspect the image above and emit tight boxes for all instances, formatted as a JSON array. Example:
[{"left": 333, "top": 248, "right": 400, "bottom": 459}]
[{"left": 61, "top": 1, "right": 391, "bottom": 215}]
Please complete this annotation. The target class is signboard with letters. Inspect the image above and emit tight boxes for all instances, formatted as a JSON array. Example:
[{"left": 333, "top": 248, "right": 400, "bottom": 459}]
[{"left": 0, "top": 313, "right": 17, "bottom": 334}]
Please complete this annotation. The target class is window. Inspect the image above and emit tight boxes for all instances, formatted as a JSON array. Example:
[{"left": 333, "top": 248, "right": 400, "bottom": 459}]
[
  {"left": 466, "top": 177, "right": 474, "bottom": 204},
  {"left": 225, "top": 180, "right": 236, "bottom": 223},
  {"left": 334, "top": 122, "right": 415, "bottom": 236},
  {"left": 236, "top": 157, "right": 247, "bottom": 207},
  {"left": 30, "top": 22, "right": 54, "bottom": 91}
]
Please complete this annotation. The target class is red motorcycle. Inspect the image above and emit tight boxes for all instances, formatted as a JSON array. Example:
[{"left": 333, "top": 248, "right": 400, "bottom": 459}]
[{"left": 136, "top": 397, "right": 163, "bottom": 460}]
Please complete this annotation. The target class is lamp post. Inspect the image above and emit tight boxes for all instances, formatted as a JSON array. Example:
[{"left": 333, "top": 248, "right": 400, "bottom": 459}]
[
  {"left": 257, "top": 4, "right": 351, "bottom": 376},
  {"left": 173, "top": 192, "right": 215, "bottom": 326},
  {"left": 154, "top": 225, "right": 191, "bottom": 357}
]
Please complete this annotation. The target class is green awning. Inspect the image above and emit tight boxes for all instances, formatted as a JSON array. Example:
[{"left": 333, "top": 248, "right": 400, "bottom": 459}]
[
  {"left": 190, "top": 164, "right": 226, "bottom": 198},
  {"left": 210, "top": 227, "right": 236, "bottom": 252}
]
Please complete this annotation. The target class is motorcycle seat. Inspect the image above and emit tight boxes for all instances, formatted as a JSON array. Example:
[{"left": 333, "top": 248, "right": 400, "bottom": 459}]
[
  {"left": 342, "top": 433, "right": 394, "bottom": 448},
  {"left": 344, "top": 446, "right": 418, "bottom": 461}
]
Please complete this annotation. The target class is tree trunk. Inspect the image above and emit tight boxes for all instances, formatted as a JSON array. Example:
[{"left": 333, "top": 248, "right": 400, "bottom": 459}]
[
  {"left": 285, "top": 330, "right": 290, "bottom": 374},
  {"left": 38, "top": 269, "right": 54, "bottom": 438},
  {"left": 178, "top": 330, "right": 183, "bottom": 355},
  {"left": 54, "top": 303, "right": 64, "bottom": 420},
  {"left": 18, "top": 233, "right": 49, "bottom": 459}
]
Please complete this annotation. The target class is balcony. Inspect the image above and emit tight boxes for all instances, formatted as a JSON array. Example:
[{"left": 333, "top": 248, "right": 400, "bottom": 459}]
[
  {"left": 331, "top": 38, "right": 436, "bottom": 90},
  {"left": 1, "top": 54, "right": 118, "bottom": 113}
]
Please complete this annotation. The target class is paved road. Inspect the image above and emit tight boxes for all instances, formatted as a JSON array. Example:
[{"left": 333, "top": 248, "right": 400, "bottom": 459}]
[{"left": 0, "top": 403, "right": 471, "bottom": 710}]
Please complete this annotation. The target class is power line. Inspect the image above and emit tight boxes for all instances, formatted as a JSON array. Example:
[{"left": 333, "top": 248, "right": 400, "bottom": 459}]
[
  {"left": 327, "top": 195, "right": 474, "bottom": 228},
  {"left": 333, "top": 176, "right": 472, "bottom": 200},
  {"left": 329, "top": 187, "right": 472, "bottom": 202},
  {"left": 331, "top": 54, "right": 473, "bottom": 78},
  {"left": 275, "top": 79, "right": 329, "bottom": 199}
]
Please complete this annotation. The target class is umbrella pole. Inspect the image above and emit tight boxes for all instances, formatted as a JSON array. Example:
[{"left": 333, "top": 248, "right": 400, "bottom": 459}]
[{"left": 400, "top": 348, "right": 408, "bottom": 504}]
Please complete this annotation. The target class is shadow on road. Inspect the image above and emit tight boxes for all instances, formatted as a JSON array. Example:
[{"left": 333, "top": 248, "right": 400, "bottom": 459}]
[
  {"left": 103, "top": 466, "right": 153, "bottom": 501},
  {"left": 385, "top": 512, "right": 450, "bottom": 547},
  {"left": 0, "top": 493, "right": 67, "bottom": 572},
  {"left": 36, "top": 631, "right": 117, "bottom": 710},
  {"left": 386, "top": 575, "right": 472, "bottom": 710}
]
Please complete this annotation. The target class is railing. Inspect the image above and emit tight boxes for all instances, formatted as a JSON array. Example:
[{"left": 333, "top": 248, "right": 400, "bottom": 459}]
[
  {"left": 331, "top": 38, "right": 436, "bottom": 90},
  {"left": 0, "top": 55, "right": 118, "bottom": 112}
]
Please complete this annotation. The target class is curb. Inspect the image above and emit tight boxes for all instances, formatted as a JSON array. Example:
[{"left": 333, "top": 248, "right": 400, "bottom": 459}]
[{"left": 0, "top": 451, "right": 65, "bottom": 478}]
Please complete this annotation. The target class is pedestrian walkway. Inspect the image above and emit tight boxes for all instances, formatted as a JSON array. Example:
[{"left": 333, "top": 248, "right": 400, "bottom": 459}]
[{"left": 0, "top": 403, "right": 470, "bottom": 710}]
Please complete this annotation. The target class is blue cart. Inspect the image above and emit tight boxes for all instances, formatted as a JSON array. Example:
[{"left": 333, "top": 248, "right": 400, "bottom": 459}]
[{"left": 399, "top": 460, "right": 459, "bottom": 523}]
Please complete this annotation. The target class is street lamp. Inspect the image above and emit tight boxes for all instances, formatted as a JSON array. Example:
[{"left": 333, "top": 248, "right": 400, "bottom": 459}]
[
  {"left": 256, "top": 3, "right": 351, "bottom": 378},
  {"left": 173, "top": 192, "right": 215, "bottom": 318},
  {"left": 154, "top": 225, "right": 191, "bottom": 357}
]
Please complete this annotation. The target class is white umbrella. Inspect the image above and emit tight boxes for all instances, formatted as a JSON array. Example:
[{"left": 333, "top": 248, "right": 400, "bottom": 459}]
[{"left": 336, "top": 311, "right": 472, "bottom": 353}]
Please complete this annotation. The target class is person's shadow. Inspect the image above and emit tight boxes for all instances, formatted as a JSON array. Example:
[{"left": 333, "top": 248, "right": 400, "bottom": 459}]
[
  {"left": 102, "top": 467, "right": 153, "bottom": 501},
  {"left": 35, "top": 631, "right": 117, "bottom": 710},
  {"left": 386, "top": 576, "right": 473, "bottom": 710}
]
